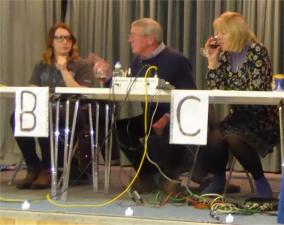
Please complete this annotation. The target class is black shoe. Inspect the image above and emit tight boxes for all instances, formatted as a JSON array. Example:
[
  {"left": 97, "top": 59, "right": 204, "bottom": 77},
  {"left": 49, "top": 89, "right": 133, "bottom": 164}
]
[
  {"left": 159, "top": 177, "right": 181, "bottom": 194},
  {"left": 201, "top": 179, "right": 225, "bottom": 194},
  {"left": 16, "top": 168, "right": 38, "bottom": 189},
  {"left": 132, "top": 175, "right": 159, "bottom": 193}
]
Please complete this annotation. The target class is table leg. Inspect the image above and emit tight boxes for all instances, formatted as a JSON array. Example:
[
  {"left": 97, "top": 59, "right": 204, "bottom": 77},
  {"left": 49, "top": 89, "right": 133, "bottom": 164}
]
[
  {"left": 278, "top": 103, "right": 284, "bottom": 223},
  {"left": 61, "top": 99, "right": 79, "bottom": 201},
  {"left": 50, "top": 100, "right": 60, "bottom": 200},
  {"left": 89, "top": 102, "right": 99, "bottom": 192},
  {"left": 104, "top": 104, "right": 110, "bottom": 193}
]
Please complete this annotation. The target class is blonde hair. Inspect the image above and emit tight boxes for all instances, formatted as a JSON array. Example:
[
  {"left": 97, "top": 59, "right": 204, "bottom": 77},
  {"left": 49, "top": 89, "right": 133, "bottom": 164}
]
[
  {"left": 213, "top": 12, "right": 257, "bottom": 52},
  {"left": 131, "top": 18, "right": 163, "bottom": 44}
]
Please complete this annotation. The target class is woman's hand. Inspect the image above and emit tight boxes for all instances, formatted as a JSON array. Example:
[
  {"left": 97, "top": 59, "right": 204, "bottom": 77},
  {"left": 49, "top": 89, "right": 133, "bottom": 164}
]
[
  {"left": 204, "top": 36, "right": 221, "bottom": 69},
  {"left": 55, "top": 56, "right": 68, "bottom": 72},
  {"left": 55, "top": 56, "right": 80, "bottom": 87}
]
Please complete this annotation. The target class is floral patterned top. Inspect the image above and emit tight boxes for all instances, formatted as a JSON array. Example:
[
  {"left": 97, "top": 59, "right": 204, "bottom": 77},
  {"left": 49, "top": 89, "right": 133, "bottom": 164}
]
[{"left": 206, "top": 42, "right": 279, "bottom": 157}]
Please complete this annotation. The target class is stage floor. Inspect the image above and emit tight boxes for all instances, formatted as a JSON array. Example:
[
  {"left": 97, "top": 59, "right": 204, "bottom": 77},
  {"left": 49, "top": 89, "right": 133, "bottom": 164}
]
[{"left": 0, "top": 166, "right": 281, "bottom": 225}]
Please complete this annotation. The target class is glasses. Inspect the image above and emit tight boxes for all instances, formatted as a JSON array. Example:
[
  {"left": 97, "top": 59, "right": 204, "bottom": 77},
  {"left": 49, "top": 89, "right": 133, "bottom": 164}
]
[
  {"left": 128, "top": 33, "right": 147, "bottom": 39},
  {"left": 53, "top": 35, "right": 73, "bottom": 42}
]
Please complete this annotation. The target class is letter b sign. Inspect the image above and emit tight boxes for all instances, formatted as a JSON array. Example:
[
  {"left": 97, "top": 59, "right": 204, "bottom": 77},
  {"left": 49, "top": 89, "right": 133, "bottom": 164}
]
[{"left": 14, "top": 87, "right": 49, "bottom": 137}]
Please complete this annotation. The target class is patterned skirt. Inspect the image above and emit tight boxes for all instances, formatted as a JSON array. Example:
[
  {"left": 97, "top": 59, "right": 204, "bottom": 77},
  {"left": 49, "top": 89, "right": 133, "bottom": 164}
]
[{"left": 220, "top": 105, "right": 280, "bottom": 157}]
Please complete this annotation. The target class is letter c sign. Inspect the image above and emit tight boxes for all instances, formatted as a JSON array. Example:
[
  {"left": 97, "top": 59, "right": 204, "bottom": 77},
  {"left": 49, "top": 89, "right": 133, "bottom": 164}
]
[{"left": 170, "top": 90, "right": 209, "bottom": 145}]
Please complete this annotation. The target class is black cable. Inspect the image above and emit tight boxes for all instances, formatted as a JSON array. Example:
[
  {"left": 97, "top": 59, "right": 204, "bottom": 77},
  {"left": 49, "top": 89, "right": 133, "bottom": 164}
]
[
  {"left": 209, "top": 211, "right": 221, "bottom": 223},
  {"left": 111, "top": 64, "right": 151, "bottom": 120}
]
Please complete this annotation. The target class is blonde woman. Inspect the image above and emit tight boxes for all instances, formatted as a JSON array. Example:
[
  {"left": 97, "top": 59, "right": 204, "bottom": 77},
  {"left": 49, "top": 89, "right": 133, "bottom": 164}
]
[{"left": 202, "top": 12, "right": 279, "bottom": 198}]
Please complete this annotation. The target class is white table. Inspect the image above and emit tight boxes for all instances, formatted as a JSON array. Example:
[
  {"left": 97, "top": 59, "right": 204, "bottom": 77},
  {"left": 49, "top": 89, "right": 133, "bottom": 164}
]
[
  {"left": 0, "top": 86, "right": 19, "bottom": 97},
  {"left": 54, "top": 87, "right": 284, "bottom": 169},
  {"left": 55, "top": 87, "right": 284, "bottom": 223},
  {"left": 55, "top": 87, "right": 284, "bottom": 104}
]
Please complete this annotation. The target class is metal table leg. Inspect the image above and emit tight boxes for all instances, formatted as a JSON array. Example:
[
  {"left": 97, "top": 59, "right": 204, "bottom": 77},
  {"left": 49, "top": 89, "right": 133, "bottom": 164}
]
[
  {"left": 89, "top": 102, "right": 99, "bottom": 192},
  {"left": 61, "top": 99, "right": 79, "bottom": 201},
  {"left": 104, "top": 104, "right": 110, "bottom": 193},
  {"left": 50, "top": 99, "right": 60, "bottom": 200},
  {"left": 50, "top": 97, "right": 102, "bottom": 200},
  {"left": 104, "top": 103, "right": 115, "bottom": 193},
  {"left": 278, "top": 103, "right": 284, "bottom": 223}
]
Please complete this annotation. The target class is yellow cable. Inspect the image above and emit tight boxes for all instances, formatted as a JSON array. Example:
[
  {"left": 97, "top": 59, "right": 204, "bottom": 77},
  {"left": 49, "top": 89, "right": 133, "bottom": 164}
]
[
  {"left": 0, "top": 196, "right": 26, "bottom": 203},
  {"left": 46, "top": 66, "right": 158, "bottom": 208}
]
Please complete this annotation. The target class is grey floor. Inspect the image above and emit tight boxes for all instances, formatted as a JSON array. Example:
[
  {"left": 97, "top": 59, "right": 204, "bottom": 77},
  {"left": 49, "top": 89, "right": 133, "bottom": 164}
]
[{"left": 0, "top": 166, "right": 282, "bottom": 225}]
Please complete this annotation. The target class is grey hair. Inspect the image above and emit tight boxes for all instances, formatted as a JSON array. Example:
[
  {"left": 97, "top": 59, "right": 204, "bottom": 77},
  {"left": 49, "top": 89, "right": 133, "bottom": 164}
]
[{"left": 131, "top": 18, "right": 163, "bottom": 43}]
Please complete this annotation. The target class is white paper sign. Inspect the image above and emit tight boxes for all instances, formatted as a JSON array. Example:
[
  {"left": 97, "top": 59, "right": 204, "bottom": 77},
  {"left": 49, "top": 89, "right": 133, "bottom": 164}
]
[
  {"left": 170, "top": 90, "right": 209, "bottom": 145},
  {"left": 15, "top": 87, "right": 49, "bottom": 137}
]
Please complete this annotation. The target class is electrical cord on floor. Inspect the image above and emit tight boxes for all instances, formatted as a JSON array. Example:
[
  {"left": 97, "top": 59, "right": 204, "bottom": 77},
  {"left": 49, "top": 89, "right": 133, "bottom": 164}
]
[
  {"left": 0, "top": 196, "right": 27, "bottom": 203},
  {"left": 144, "top": 99, "right": 181, "bottom": 185}
]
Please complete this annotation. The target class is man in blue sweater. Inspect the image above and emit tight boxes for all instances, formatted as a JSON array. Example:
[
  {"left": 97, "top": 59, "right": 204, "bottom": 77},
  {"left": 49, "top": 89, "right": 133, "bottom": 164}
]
[{"left": 115, "top": 18, "right": 196, "bottom": 193}]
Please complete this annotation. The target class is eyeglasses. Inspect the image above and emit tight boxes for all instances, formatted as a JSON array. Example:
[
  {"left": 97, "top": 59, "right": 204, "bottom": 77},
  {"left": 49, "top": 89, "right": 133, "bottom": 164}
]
[
  {"left": 128, "top": 33, "right": 147, "bottom": 39},
  {"left": 53, "top": 35, "right": 73, "bottom": 42}
]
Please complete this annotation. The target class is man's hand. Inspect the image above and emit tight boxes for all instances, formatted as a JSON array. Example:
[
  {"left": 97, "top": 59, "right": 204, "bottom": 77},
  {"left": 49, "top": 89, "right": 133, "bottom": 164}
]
[
  {"left": 87, "top": 53, "right": 112, "bottom": 86},
  {"left": 94, "top": 59, "right": 112, "bottom": 82},
  {"left": 152, "top": 113, "right": 170, "bottom": 136}
]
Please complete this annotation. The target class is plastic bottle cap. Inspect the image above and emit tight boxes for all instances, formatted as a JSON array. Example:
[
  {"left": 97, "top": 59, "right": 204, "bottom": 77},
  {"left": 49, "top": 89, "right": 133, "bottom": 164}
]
[
  {"left": 114, "top": 62, "right": 122, "bottom": 69},
  {"left": 21, "top": 200, "right": 31, "bottom": 210},
  {"left": 125, "top": 207, "right": 134, "bottom": 216},
  {"left": 225, "top": 213, "right": 234, "bottom": 223}
]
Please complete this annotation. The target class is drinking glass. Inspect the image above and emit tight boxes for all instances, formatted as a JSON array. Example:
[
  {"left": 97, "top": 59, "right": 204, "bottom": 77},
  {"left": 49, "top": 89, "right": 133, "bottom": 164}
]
[
  {"left": 200, "top": 36, "right": 219, "bottom": 58},
  {"left": 95, "top": 67, "right": 107, "bottom": 87}
]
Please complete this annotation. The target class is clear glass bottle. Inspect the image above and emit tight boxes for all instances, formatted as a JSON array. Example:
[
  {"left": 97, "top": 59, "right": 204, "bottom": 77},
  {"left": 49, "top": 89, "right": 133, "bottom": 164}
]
[{"left": 113, "top": 61, "right": 124, "bottom": 77}]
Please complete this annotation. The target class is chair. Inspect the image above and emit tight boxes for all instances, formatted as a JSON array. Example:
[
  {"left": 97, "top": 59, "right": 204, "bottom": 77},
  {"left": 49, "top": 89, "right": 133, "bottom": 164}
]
[
  {"left": 223, "top": 156, "right": 255, "bottom": 197},
  {"left": 8, "top": 157, "right": 24, "bottom": 185}
]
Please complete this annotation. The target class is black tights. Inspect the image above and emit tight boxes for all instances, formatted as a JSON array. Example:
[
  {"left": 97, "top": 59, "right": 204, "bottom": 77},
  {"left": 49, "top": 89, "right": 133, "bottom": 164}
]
[
  {"left": 197, "top": 128, "right": 228, "bottom": 176},
  {"left": 225, "top": 133, "right": 264, "bottom": 180},
  {"left": 10, "top": 113, "right": 50, "bottom": 170}
]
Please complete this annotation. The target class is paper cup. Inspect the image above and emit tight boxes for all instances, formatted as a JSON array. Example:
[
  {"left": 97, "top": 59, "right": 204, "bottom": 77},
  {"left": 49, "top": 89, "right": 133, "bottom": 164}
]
[{"left": 272, "top": 74, "right": 284, "bottom": 91}]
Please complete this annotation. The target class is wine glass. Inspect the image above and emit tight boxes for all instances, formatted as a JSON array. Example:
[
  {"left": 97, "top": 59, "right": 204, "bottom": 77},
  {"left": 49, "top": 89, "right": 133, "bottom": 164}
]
[
  {"left": 201, "top": 36, "right": 219, "bottom": 57},
  {"left": 94, "top": 67, "right": 107, "bottom": 87}
]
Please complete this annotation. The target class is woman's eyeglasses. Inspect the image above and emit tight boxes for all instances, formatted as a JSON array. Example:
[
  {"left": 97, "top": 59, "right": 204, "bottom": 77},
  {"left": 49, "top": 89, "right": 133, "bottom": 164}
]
[{"left": 53, "top": 35, "right": 73, "bottom": 42}]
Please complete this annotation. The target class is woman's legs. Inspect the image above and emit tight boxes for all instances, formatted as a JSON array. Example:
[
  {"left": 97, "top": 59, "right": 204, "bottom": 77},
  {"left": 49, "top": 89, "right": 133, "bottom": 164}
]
[
  {"left": 200, "top": 128, "right": 228, "bottom": 193},
  {"left": 10, "top": 113, "right": 42, "bottom": 170},
  {"left": 10, "top": 113, "right": 42, "bottom": 188},
  {"left": 225, "top": 133, "right": 272, "bottom": 198},
  {"left": 37, "top": 137, "right": 51, "bottom": 169}
]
